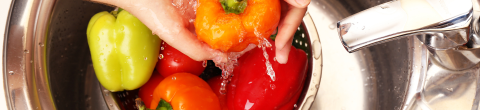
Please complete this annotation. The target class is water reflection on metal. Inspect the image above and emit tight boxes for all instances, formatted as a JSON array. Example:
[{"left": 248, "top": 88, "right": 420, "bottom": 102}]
[{"left": 310, "top": 0, "right": 480, "bottom": 109}]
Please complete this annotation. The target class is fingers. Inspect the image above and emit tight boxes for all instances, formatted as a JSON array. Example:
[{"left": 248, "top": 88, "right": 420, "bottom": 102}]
[
  {"left": 165, "top": 28, "right": 227, "bottom": 62},
  {"left": 283, "top": 0, "right": 310, "bottom": 8},
  {"left": 275, "top": 2, "right": 308, "bottom": 64},
  {"left": 140, "top": 2, "right": 226, "bottom": 62}
]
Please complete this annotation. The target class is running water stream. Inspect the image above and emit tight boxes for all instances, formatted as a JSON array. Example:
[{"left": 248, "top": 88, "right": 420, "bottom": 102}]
[
  {"left": 170, "top": 0, "right": 278, "bottom": 94},
  {"left": 214, "top": 38, "right": 277, "bottom": 94}
]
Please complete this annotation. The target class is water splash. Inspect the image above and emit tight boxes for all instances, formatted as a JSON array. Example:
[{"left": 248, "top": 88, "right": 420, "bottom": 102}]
[
  {"left": 214, "top": 38, "right": 275, "bottom": 94},
  {"left": 262, "top": 46, "right": 276, "bottom": 81},
  {"left": 215, "top": 51, "right": 242, "bottom": 94},
  {"left": 259, "top": 38, "right": 276, "bottom": 81}
]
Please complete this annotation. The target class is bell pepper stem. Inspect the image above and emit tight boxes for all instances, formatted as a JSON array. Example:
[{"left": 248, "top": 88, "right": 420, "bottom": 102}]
[
  {"left": 220, "top": 0, "right": 247, "bottom": 14},
  {"left": 110, "top": 8, "right": 124, "bottom": 18}
]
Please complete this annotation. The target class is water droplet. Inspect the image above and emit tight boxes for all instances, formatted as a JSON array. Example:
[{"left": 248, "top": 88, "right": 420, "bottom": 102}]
[
  {"left": 446, "top": 88, "right": 453, "bottom": 92},
  {"left": 144, "top": 57, "right": 148, "bottom": 60},
  {"left": 219, "top": 79, "right": 229, "bottom": 94},
  {"left": 329, "top": 24, "right": 336, "bottom": 30},
  {"left": 270, "top": 84, "right": 276, "bottom": 90},
  {"left": 160, "top": 46, "right": 164, "bottom": 50},
  {"left": 172, "top": 76, "right": 176, "bottom": 80},
  {"left": 202, "top": 60, "right": 207, "bottom": 67},
  {"left": 24, "top": 50, "right": 29, "bottom": 53},
  {"left": 9, "top": 71, "right": 14, "bottom": 75},
  {"left": 158, "top": 54, "right": 164, "bottom": 59},
  {"left": 294, "top": 104, "right": 297, "bottom": 108},
  {"left": 39, "top": 43, "right": 44, "bottom": 47},
  {"left": 380, "top": 4, "right": 390, "bottom": 9}
]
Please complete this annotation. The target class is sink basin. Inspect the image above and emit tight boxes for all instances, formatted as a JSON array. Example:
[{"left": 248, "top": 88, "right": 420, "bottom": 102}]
[
  {"left": 309, "top": 0, "right": 479, "bottom": 110},
  {"left": 4, "top": 0, "right": 321, "bottom": 109},
  {"left": 308, "top": 0, "right": 411, "bottom": 109},
  {"left": 5, "top": 0, "right": 479, "bottom": 109}
]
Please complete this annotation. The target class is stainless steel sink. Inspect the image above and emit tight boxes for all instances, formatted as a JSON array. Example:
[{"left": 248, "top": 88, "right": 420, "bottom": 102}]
[
  {"left": 4, "top": 0, "right": 322, "bottom": 110},
  {"left": 309, "top": 0, "right": 480, "bottom": 110},
  {"left": 308, "top": 0, "right": 411, "bottom": 109},
  {"left": 5, "top": 0, "right": 480, "bottom": 109}
]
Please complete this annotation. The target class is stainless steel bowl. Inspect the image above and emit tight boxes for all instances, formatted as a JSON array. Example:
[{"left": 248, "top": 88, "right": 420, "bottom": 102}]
[
  {"left": 3, "top": 0, "right": 322, "bottom": 109},
  {"left": 14, "top": 0, "right": 471, "bottom": 109},
  {"left": 308, "top": 0, "right": 413, "bottom": 110}
]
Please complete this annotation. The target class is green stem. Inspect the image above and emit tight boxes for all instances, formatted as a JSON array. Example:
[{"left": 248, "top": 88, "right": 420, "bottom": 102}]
[{"left": 220, "top": 0, "right": 247, "bottom": 14}]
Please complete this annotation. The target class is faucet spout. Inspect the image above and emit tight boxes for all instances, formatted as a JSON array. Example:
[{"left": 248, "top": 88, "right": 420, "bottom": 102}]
[{"left": 337, "top": 0, "right": 472, "bottom": 53}]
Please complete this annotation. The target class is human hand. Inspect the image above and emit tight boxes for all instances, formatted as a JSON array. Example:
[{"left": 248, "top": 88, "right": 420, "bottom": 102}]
[
  {"left": 275, "top": 0, "right": 310, "bottom": 64},
  {"left": 90, "top": 0, "right": 228, "bottom": 63},
  {"left": 90, "top": 0, "right": 309, "bottom": 64}
]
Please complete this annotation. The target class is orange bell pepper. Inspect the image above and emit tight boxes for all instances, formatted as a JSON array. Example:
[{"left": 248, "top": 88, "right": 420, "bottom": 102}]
[
  {"left": 195, "top": 0, "right": 281, "bottom": 52},
  {"left": 151, "top": 73, "right": 221, "bottom": 110}
]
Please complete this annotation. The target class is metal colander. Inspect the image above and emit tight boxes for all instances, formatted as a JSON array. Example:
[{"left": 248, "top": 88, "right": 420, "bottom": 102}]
[{"left": 3, "top": 0, "right": 322, "bottom": 109}]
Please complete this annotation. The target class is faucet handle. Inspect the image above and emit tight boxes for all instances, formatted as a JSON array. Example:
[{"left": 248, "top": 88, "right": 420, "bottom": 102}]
[{"left": 338, "top": 0, "right": 472, "bottom": 53}]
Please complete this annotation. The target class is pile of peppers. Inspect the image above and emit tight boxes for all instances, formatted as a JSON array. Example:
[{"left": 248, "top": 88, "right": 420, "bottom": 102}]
[{"left": 86, "top": 0, "right": 309, "bottom": 109}]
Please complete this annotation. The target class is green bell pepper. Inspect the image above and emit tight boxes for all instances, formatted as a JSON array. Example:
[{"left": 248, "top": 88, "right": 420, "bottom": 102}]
[{"left": 86, "top": 10, "right": 161, "bottom": 92}]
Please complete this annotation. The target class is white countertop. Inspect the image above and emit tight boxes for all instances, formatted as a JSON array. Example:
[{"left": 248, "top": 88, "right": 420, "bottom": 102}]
[{"left": 1, "top": 0, "right": 13, "bottom": 109}]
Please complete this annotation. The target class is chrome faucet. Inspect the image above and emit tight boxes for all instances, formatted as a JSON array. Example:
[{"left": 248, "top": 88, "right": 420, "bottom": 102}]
[
  {"left": 338, "top": 0, "right": 472, "bottom": 53},
  {"left": 338, "top": 0, "right": 477, "bottom": 70},
  {"left": 337, "top": 0, "right": 480, "bottom": 110}
]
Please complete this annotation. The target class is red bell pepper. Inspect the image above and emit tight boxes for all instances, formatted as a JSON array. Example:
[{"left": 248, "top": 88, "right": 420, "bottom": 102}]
[
  {"left": 138, "top": 70, "right": 164, "bottom": 109},
  {"left": 208, "top": 76, "right": 229, "bottom": 110},
  {"left": 227, "top": 39, "right": 308, "bottom": 110}
]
